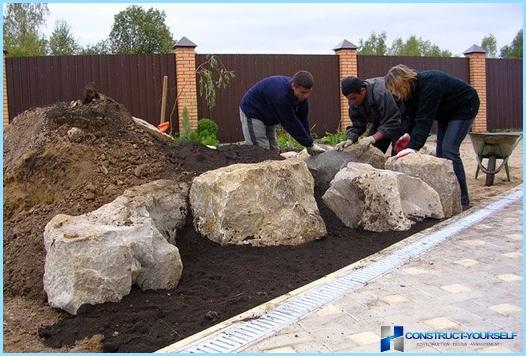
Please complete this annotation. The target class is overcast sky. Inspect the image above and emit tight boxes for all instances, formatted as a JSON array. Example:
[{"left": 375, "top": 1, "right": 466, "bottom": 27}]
[{"left": 41, "top": 3, "right": 523, "bottom": 56}]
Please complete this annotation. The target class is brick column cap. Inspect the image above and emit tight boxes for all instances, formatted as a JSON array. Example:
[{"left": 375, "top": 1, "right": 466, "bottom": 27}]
[
  {"left": 463, "top": 44, "right": 486, "bottom": 56},
  {"left": 174, "top": 36, "right": 197, "bottom": 49},
  {"left": 333, "top": 39, "right": 358, "bottom": 52}
]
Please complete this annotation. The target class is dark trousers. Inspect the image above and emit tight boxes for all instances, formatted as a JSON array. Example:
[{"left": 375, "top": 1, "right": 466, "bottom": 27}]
[{"left": 436, "top": 118, "right": 474, "bottom": 205}]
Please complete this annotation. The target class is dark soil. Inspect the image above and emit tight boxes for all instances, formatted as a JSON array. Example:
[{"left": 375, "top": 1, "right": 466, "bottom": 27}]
[{"left": 4, "top": 93, "right": 438, "bottom": 352}]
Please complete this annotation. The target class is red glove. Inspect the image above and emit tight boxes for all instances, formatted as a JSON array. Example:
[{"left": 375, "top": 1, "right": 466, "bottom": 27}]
[{"left": 393, "top": 133, "right": 410, "bottom": 154}]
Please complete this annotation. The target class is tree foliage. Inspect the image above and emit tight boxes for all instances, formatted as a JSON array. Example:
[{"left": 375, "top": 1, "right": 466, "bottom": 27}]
[
  {"left": 388, "top": 35, "right": 452, "bottom": 57},
  {"left": 500, "top": 29, "right": 522, "bottom": 59},
  {"left": 108, "top": 5, "right": 175, "bottom": 54},
  {"left": 3, "top": 3, "right": 49, "bottom": 56},
  {"left": 79, "top": 40, "right": 112, "bottom": 55},
  {"left": 481, "top": 34, "right": 497, "bottom": 58},
  {"left": 358, "top": 32, "right": 388, "bottom": 55},
  {"left": 48, "top": 19, "right": 80, "bottom": 55},
  {"left": 196, "top": 55, "right": 236, "bottom": 110},
  {"left": 357, "top": 32, "right": 452, "bottom": 57}
]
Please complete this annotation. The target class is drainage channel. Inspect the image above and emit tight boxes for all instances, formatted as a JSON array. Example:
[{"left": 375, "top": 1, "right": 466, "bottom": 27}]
[{"left": 157, "top": 187, "right": 522, "bottom": 353}]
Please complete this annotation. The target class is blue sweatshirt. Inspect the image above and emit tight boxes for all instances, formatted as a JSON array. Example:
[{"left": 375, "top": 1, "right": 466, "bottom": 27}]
[{"left": 240, "top": 76, "right": 313, "bottom": 147}]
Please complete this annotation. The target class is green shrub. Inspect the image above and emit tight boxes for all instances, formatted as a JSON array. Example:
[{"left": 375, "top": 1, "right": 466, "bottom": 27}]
[
  {"left": 318, "top": 131, "right": 347, "bottom": 145},
  {"left": 174, "top": 108, "right": 220, "bottom": 147},
  {"left": 276, "top": 130, "right": 304, "bottom": 152}
]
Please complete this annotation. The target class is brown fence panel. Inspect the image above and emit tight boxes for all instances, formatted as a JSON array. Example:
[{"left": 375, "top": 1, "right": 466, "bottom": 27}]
[
  {"left": 196, "top": 54, "right": 340, "bottom": 143},
  {"left": 486, "top": 58, "right": 522, "bottom": 130},
  {"left": 357, "top": 55, "right": 469, "bottom": 81},
  {"left": 6, "top": 54, "right": 177, "bottom": 128}
]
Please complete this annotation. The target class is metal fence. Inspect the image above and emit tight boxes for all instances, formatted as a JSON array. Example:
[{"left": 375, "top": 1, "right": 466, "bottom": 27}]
[
  {"left": 5, "top": 53, "right": 522, "bottom": 142},
  {"left": 5, "top": 54, "right": 177, "bottom": 127},
  {"left": 196, "top": 54, "right": 340, "bottom": 143},
  {"left": 486, "top": 58, "right": 522, "bottom": 130}
]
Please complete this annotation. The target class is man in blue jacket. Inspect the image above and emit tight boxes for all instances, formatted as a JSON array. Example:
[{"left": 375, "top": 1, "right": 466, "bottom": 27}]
[{"left": 240, "top": 71, "right": 326, "bottom": 155}]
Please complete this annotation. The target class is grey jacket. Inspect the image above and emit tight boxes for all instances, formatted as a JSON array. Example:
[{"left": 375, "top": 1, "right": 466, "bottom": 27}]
[{"left": 346, "top": 77, "right": 402, "bottom": 143}]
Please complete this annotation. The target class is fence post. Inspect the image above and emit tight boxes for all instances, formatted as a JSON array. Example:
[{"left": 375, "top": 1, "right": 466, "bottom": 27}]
[
  {"left": 3, "top": 50, "right": 8, "bottom": 127},
  {"left": 333, "top": 39, "right": 358, "bottom": 131},
  {"left": 464, "top": 45, "right": 487, "bottom": 133},
  {"left": 174, "top": 36, "right": 198, "bottom": 133}
]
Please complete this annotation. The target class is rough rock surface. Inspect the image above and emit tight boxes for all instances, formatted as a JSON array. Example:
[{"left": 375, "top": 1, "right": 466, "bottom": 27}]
[
  {"left": 322, "top": 163, "right": 443, "bottom": 231},
  {"left": 386, "top": 153, "right": 461, "bottom": 217},
  {"left": 190, "top": 159, "right": 327, "bottom": 246},
  {"left": 306, "top": 143, "right": 387, "bottom": 190},
  {"left": 43, "top": 180, "right": 188, "bottom": 314}
]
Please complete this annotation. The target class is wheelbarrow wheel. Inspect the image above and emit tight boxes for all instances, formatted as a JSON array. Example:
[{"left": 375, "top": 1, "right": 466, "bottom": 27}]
[{"left": 485, "top": 156, "right": 496, "bottom": 186}]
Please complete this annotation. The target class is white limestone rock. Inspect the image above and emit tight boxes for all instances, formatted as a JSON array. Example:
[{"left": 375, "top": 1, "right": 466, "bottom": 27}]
[
  {"left": 43, "top": 180, "right": 188, "bottom": 314},
  {"left": 190, "top": 159, "right": 326, "bottom": 246},
  {"left": 386, "top": 153, "right": 461, "bottom": 217}
]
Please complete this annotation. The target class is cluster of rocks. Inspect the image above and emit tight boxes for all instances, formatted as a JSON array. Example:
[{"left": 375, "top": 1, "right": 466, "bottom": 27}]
[{"left": 43, "top": 141, "right": 460, "bottom": 314}]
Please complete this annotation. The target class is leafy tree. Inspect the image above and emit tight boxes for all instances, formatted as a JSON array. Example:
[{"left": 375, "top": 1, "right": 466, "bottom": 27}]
[
  {"left": 48, "top": 19, "right": 80, "bottom": 55},
  {"left": 481, "top": 34, "right": 497, "bottom": 57},
  {"left": 79, "top": 40, "right": 112, "bottom": 55},
  {"left": 358, "top": 32, "right": 388, "bottom": 55},
  {"left": 108, "top": 5, "right": 175, "bottom": 54},
  {"left": 500, "top": 29, "right": 522, "bottom": 58},
  {"left": 389, "top": 35, "right": 451, "bottom": 57},
  {"left": 3, "top": 3, "right": 49, "bottom": 56}
]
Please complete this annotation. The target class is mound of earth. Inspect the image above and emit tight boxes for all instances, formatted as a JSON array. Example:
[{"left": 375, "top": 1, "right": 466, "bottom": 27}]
[{"left": 3, "top": 94, "right": 281, "bottom": 301}]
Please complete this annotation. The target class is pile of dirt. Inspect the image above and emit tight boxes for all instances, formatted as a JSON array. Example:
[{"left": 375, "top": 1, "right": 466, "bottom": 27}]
[
  {"left": 3, "top": 95, "right": 281, "bottom": 301},
  {"left": 4, "top": 93, "right": 436, "bottom": 352}
]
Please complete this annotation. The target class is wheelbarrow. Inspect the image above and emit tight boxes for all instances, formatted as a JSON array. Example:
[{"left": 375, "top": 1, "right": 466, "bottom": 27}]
[{"left": 469, "top": 132, "right": 522, "bottom": 186}]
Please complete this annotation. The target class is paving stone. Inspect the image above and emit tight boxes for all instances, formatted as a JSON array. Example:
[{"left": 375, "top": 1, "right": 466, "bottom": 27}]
[
  {"left": 402, "top": 267, "right": 429, "bottom": 275},
  {"left": 380, "top": 294, "right": 411, "bottom": 305},
  {"left": 497, "top": 274, "right": 523, "bottom": 282},
  {"left": 423, "top": 317, "right": 458, "bottom": 329},
  {"left": 347, "top": 331, "right": 380, "bottom": 346},
  {"left": 507, "top": 233, "right": 522, "bottom": 241},
  {"left": 315, "top": 304, "right": 343, "bottom": 317},
  {"left": 440, "top": 283, "right": 471, "bottom": 293},
  {"left": 290, "top": 340, "right": 331, "bottom": 352},
  {"left": 453, "top": 258, "right": 479, "bottom": 267},
  {"left": 489, "top": 303, "right": 522, "bottom": 316},
  {"left": 501, "top": 251, "right": 523, "bottom": 258},
  {"left": 461, "top": 239, "right": 487, "bottom": 246}
]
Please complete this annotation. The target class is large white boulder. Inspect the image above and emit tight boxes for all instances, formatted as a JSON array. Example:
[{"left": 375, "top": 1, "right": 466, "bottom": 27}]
[
  {"left": 305, "top": 142, "right": 387, "bottom": 190},
  {"left": 322, "top": 163, "right": 443, "bottom": 232},
  {"left": 386, "top": 153, "right": 461, "bottom": 217},
  {"left": 190, "top": 159, "right": 327, "bottom": 246},
  {"left": 43, "top": 180, "right": 189, "bottom": 314}
]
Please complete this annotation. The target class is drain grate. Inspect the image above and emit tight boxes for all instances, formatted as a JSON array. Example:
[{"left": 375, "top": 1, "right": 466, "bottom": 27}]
[{"left": 158, "top": 188, "right": 522, "bottom": 353}]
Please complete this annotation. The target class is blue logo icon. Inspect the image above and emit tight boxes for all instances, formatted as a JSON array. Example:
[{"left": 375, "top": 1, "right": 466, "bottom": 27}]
[{"left": 381, "top": 325, "right": 404, "bottom": 352}]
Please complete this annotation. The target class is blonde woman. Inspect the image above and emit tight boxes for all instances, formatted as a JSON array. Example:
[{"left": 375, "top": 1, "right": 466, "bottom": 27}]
[{"left": 384, "top": 64, "right": 479, "bottom": 207}]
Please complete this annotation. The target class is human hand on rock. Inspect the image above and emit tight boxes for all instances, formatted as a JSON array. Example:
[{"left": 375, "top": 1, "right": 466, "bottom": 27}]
[
  {"left": 359, "top": 136, "right": 376, "bottom": 147},
  {"left": 306, "top": 143, "right": 326, "bottom": 156},
  {"left": 394, "top": 148, "right": 415, "bottom": 159},
  {"left": 335, "top": 139, "right": 353, "bottom": 151}
]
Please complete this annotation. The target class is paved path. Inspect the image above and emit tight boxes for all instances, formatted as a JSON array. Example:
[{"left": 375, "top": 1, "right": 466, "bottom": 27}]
[{"left": 244, "top": 189, "right": 523, "bottom": 353}]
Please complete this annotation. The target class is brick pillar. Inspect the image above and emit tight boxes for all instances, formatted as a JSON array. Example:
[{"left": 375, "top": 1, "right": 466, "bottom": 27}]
[
  {"left": 174, "top": 36, "right": 198, "bottom": 133},
  {"left": 464, "top": 45, "right": 487, "bottom": 133},
  {"left": 3, "top": 50, "right": 9, "bottom": 127},
  {"left": 334, "top": 39, "right": 358, "bottom": 131}
]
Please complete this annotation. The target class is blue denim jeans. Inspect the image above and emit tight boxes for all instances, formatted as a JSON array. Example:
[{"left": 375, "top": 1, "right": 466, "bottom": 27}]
[{"left": 436, "top": 118, "right": 474, "bottom": 205}]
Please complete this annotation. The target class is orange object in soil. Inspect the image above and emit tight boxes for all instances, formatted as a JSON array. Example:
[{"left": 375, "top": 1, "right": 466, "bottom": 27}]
[{"left": 158, "top": 121, "right": 170, "bottom": 133}]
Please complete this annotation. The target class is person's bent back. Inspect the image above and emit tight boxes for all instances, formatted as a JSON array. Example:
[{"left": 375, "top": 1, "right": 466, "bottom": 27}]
[{"left": 239, "top": 71, "right": 325, "bottom": 155}]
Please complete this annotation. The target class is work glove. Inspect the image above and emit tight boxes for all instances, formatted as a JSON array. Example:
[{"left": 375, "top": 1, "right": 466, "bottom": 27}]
[
  {"left": 394, "top": 148, "right": 416, "bottom": 160},
  {"left": 335, "top": 139, "right": 354, "bottom": 151},
  {"left": 359, "top": 136, "right": 376, "bottom": 147},
  {"left": 306, "top": 143, "right": 326, "bottom": 156},
  {"left": 393, "top": 133, "right": 410, "bottom": 154}
]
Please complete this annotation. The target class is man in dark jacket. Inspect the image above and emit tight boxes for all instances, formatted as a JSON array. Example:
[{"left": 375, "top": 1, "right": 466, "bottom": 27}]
[
  {"left": 335, "top": 76, "right": 403, "bottom": 153},
  {"left": 240, "top": 71, "right": 325, "bottom": 155}
]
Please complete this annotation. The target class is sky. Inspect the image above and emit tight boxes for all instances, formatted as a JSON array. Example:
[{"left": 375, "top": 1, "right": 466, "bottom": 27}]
[{"left": 40, "top": 3, "right": 523, "bottom": 56}]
